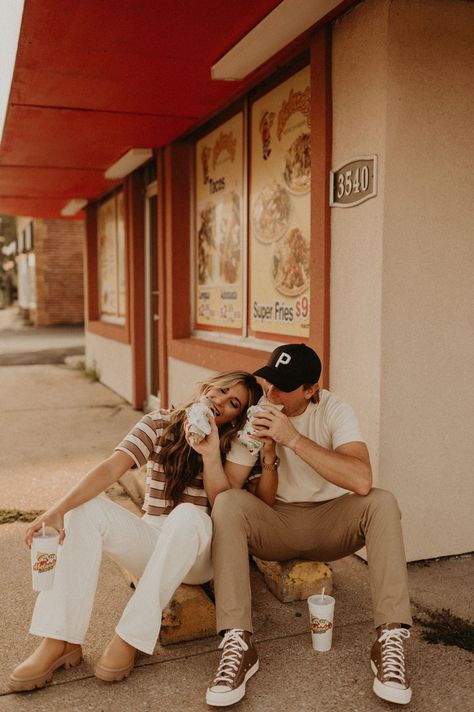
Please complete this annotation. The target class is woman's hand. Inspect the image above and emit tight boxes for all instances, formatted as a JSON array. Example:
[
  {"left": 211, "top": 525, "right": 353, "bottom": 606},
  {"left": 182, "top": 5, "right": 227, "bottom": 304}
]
[
  {"left": 25, "top": 508, "right": 65, "bottom": 549},
  {"left": 186, "top": 417, "right": 221, "bottom": 460}
]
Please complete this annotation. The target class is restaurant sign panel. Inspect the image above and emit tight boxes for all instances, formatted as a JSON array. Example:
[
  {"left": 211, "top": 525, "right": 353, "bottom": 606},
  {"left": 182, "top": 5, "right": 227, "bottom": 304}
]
[
  {"left": 330, "top": 155, "right": 377, "bottom": 208},
  {"left": 249, "top": 65, "right": 311, "bottom": 338},
  {"left": 194, "top": 113, "right": 244, "bottom": 331}
]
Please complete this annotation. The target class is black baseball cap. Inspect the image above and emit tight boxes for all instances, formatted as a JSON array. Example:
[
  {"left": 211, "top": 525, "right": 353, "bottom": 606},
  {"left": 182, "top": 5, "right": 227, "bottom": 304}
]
[{"left": 253, "top": 344, "right": 322, "bottom": 392}]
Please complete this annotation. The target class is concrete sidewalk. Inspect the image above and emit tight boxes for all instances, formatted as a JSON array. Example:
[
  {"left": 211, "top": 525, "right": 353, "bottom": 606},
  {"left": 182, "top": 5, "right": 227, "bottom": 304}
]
[
  {"left": 0, "top": 305, "right": 84, "bottom": 365},
  {"left": 0, "top": 360, "right": 472, "bottom": 711}
]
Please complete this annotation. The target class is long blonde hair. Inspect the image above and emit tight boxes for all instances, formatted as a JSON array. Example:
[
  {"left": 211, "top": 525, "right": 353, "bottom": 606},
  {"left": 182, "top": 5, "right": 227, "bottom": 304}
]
[{"left": 160, "top": 371, "right": 262, "bottom": 507}]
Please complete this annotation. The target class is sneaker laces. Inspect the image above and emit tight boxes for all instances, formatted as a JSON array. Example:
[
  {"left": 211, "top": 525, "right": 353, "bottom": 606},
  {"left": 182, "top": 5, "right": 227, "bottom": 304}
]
[
  {"left": 212, "top": 629, "right": 248, "bottom": 687},
  {"left": 378, "top": 628, "right": 410, "bottom": 685}
]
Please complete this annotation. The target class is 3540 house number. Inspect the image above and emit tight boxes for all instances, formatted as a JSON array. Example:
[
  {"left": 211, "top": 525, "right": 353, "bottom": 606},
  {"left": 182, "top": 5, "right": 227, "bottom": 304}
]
[{"left": 330, "top": 155, "right": 377, "bottom": 208}]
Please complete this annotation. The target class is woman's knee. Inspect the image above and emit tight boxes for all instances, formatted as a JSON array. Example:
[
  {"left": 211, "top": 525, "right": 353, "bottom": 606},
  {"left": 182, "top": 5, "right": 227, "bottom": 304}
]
[
  {"left": 165, "top": 503, "right": 211, "bottom": 538},
  {"left": 64, "top": 496, "right": 112, "bottom": 532}
]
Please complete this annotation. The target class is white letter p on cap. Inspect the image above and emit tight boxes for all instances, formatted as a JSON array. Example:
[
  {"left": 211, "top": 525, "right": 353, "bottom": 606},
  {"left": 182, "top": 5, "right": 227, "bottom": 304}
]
[{"left": 275, "top": 352, "right": 291, "bottom": 368}]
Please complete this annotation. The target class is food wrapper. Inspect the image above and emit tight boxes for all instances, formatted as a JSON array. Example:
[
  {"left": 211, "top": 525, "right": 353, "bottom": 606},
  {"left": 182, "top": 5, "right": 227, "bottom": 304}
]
[
  {"left": 237, "top": 399, "right": 285, "bottom": 456},
  {"left": 237, "top": 405, "right": 266, "bottom": 456},
  {"left": 185, "top": 398, "right": 216, "bottom": 446}
]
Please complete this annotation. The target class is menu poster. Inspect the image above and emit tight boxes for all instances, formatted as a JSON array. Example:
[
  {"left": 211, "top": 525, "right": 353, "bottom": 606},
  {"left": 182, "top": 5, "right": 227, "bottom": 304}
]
[
  {"left": 249, "top": 66, "right": 311, "bottom": 338},
  {"left": 98, "top": 191, "right": 126, "bottom": 321},
  {"left": 195, "top": 113, "right": 244, "bottom": 331}
]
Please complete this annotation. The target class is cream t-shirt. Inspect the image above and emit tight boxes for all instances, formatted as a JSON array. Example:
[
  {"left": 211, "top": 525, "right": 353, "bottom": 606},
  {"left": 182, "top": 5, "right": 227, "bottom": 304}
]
[{"left": 275, "top": 389, "right": 364, "bottom": 503}]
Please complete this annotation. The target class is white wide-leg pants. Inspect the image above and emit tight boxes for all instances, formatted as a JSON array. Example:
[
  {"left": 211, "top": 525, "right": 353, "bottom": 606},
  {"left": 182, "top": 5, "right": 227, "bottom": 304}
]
[{"left": 30, "top": 496, "right": 213, "bottom": 654}]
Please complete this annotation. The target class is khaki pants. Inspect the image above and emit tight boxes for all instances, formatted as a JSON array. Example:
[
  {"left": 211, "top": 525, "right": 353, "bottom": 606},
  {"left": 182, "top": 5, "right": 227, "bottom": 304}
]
[{"left": 211, "top": 488, "right": 412, "bottom": 633}]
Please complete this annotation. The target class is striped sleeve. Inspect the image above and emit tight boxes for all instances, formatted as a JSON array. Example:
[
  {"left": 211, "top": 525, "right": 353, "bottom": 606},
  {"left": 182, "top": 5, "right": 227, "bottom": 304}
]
[{"left": 114, "top": 412, "right": 169, "bottom": 468}]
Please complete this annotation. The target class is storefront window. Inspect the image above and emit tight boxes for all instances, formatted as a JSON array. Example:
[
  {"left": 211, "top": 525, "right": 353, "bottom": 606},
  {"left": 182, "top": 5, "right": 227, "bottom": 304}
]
[
  {"left": 97, "top": 190, "right": 126, "bottom": 323},
  {"left": 193, "top": 65, "right": 311, "bottom": 342}
]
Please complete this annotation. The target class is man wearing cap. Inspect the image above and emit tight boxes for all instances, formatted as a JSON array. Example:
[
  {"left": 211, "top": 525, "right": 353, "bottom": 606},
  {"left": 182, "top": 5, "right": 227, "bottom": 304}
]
[{"left": 206, "top": 343, "right": 412, "bottom": 707}]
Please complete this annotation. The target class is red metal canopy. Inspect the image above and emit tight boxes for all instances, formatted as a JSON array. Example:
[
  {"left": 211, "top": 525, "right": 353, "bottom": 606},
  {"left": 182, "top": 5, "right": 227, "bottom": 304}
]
[{"left": 0, "top": 0, "right": 348, "bottom": 219}]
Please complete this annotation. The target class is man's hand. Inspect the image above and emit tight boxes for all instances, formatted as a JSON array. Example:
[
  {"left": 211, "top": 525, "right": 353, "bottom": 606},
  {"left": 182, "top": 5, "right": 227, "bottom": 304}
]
[{"left": 252, "top": 404, "right": 300, "bottom": 449}]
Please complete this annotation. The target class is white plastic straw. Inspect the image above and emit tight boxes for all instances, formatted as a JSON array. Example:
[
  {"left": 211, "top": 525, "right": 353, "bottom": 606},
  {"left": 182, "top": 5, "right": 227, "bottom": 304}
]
[
  {"left": 321, "top": 587, "right": 325, "bottom": 602},
  {"left": 42, "top": 522, "right": 45, "bottom": 537}
]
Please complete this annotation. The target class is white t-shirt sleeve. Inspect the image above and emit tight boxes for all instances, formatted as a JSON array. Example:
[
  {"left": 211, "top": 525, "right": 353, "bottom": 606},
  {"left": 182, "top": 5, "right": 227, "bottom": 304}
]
[
  {"left": 328, "top": 397, "right": 364, "bottom": 450},
  {"left": 225, "top": 438, "right": 259, "bottom": 467}
]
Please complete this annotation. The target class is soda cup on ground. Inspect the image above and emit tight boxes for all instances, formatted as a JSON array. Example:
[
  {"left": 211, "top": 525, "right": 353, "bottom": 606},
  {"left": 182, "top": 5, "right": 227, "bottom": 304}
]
[
  {"left": 307, "top": 592, "right": 335, "bottom": 652},
  {"left": 31, "top": 525, "right": 59, "bottom": 591}
]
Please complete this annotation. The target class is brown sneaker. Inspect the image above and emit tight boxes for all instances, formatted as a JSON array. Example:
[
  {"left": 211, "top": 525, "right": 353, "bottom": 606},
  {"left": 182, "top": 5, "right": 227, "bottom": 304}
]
[
  {"left": 206, "top": 629, "right": 259, "bottom": 706},
  {"left": 371, "top": 623, "right": 412, "bottom": 704}
]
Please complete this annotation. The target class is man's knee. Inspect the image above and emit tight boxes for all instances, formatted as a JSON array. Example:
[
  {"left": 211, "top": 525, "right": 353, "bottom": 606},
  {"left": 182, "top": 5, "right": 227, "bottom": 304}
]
[
  {"left": 365, "top": 488, "right": 401, "bottom": 518},
  {"left": 211, "top": 488, "right": 253, "bottom": 524}
]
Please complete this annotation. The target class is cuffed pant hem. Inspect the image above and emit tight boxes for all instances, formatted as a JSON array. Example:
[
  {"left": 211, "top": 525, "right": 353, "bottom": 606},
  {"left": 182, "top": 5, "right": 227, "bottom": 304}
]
[
  {"left": 374, "top": 615, "right": 413, "bottom": 629},
  {"left": 216, "top": 620, "right": 254, "bottom": 635},
  {"left": 28, "top": 628, "right": 84, "bottom": 645},
  {"left": 115, "top": 626, "right": 155, "bottom": 655}
]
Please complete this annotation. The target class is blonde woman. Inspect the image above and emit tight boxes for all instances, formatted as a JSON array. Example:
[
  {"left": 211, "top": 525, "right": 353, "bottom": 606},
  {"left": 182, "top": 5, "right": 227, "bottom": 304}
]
[{"left": 10, "top": 371, "right": 262, "bottom": 692}]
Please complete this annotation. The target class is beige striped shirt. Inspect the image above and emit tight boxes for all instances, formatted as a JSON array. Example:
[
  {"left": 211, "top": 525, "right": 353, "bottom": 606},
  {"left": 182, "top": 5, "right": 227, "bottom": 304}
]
[{"left": 115, "top": 409, "right": 257, "bottom": 516}]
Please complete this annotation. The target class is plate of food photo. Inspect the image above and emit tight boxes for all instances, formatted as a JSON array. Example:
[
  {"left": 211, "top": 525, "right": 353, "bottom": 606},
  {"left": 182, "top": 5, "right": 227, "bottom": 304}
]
[
  {"left": 252, "top": 181, "right": 291, "bottom": 243},
  {"left": 272, "top": 226, "right": 310, "bottom": 296},
  {"left": 283, "top": 132, "right": 311, "bottom": 195}
]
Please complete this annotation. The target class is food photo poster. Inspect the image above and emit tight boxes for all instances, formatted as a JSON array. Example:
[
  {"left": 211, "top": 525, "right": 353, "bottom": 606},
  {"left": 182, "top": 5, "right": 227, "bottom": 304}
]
[
  {"left": 194, "top": 113, "right": 244, "bottom": 331},
  {"left": 249, "top": 65, "right": 311, "bottom": 339}
]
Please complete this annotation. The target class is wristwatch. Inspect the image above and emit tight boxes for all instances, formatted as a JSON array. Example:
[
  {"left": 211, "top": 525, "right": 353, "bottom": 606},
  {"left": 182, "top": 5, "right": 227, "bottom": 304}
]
[{"left": 262, "top": 456, "right": 280, "bottom": 471}]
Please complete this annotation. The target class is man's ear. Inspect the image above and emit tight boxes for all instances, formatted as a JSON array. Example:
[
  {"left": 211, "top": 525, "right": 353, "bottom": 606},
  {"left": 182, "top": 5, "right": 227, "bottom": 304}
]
[{"left": 304, "top": 383, "right": 319, "bottom": 400}]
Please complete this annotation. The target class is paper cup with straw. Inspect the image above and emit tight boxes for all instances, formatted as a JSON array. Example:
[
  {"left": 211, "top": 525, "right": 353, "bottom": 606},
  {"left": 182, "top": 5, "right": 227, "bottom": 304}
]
[
  {"left": 307, "top": 587, "right": 336, "bottom": 652},
  {"left": 31, "top": 523, "right": 59, "bottom": 591}
]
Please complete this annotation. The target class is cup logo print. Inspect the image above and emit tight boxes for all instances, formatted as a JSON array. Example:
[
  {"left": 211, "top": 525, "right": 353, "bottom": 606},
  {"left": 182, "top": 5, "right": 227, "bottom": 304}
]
[
  {"left": 310, "top": 614, "right": 333, "bottom": 634},
  {"left": 33, "top": 551, "right": 57, "bottom": 573}
]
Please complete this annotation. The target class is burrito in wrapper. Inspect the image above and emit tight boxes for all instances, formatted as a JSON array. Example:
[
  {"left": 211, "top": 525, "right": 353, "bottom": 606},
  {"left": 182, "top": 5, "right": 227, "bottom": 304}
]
[
  {"left": 237, "top": 399, "right": 285, "bottom": 456},
  {"left": 185, "top": 397, "right": 216, "bottom": 446},
  {"left": 237, "top": 405, "right": 265, "bottom": 456}
]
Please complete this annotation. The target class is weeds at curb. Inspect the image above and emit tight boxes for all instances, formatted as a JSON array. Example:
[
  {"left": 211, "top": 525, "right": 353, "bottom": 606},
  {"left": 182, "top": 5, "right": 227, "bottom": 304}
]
[
  {"left": 414, "top": 606, "right": 474, "bottom": 652},
  {"left": 75, "top": 359, "right": 100, "bottom": 382},
  {"left": 0, "top": 509, "right": 44, "bottom": 524}
]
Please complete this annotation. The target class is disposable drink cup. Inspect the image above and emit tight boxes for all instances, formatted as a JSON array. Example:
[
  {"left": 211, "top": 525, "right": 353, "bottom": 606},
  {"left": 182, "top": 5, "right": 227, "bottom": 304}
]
[
  {"left": 31, "top": 526, "right": 59, "bottom": 591},
  {"left": 307, "top": 593, "right": 335, "bottom": 652}
]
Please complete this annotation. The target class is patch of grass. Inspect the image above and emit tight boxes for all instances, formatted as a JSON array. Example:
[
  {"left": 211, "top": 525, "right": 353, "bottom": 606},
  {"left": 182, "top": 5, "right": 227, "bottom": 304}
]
[
  {"left": 414, "top": 606, "right": 474, "bottom": 652},
  {"left": 0, "top": 509, "right": 45, "bottom": 524},
  {"left": 75, "top": 358, "right": 100, "bottom": 382}
]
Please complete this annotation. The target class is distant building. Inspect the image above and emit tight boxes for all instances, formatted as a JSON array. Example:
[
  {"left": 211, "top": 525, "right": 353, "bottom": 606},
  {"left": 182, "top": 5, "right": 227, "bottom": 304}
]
[{"left": 15, "top": 217, "right": 84, "bottom": 326}]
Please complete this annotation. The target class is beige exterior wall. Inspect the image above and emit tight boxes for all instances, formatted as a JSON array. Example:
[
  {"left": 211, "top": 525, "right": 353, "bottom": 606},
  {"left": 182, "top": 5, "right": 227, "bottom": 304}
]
[
  {"left": 331, "top": 0, "right": 474, "bottom": 560},
  {"left": 168, "top": 357, "right": 215, "bottom": 407},
  {"left": 85, "top": 332, "right": 132, "bottom": 404}
]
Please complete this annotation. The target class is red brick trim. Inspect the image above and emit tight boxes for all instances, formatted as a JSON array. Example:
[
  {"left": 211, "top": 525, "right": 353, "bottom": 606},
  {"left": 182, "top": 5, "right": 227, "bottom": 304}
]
[
  {"left": 126, "top": 171, "right": 147, "bottom": 409},
  {"left": 310, "top": 26, "right": 331, "bottom": 389},
  {"left": 169, "top": 338, "right": 269, "bottom": 375},
  {"left": 87, "top": 319, "right": 129, "bottom": 343}
]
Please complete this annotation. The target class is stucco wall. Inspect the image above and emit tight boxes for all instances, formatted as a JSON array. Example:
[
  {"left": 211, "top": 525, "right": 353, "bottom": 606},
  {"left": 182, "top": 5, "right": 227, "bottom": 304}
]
[
  {"left": 85, "top": 331, "right": 132, "bottom": 404},
  {"left": 168, "top": 357, "right": 215, "bottom": 407},
  {"left": 380, "top": 0, "right": 474, "bottom": 560},
  {"left": 331, "top": 0, "right": 389, "bottom": 483},
  {"left": 331, "top": 0, "right": 474, "bottom": 560}
]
